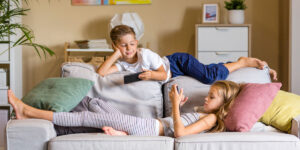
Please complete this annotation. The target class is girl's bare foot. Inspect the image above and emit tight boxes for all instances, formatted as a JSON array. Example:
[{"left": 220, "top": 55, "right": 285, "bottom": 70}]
[
  {"left": 102, "top": 126, "right": 128, "bottom": 136},
  {"left": 7, "top": 90, "right": 28, "bottom": 119}
]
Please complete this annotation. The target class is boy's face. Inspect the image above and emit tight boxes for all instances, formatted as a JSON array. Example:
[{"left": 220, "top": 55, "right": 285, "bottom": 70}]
[{"left": 115, "top": 34, "right": 138, "bottom": 60}]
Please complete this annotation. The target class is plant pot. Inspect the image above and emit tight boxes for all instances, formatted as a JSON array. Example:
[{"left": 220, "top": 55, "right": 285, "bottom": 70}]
[{"left": 228, "top": 10, "right": 245, "bottom": 24}]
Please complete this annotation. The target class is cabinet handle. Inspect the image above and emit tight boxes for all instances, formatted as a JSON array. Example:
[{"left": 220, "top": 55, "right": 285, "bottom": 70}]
[
  {"left": 215, "top": 27, "right": 229, "bottom": 31},
  {"left": 215, "top": 52, "right": 229, "bottom": 55}
]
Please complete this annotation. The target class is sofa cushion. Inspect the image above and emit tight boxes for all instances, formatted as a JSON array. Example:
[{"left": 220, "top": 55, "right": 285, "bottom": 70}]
[
  {"left": 163, "top": 76, "right": 210, "bottom": 117},
  {"left": 250, "top": 122, "right": 281, "bottom": 132},
  {"left": 260, "top": 90, "right": 300, "bottom": 133},
  {"left": 224, "top": 82, "right": 282, "bottom": 132},
  {"left": 48, "top": 133, "right": 174, "bottom": 150},
  {"left": 226, "top": 67, "right": 271, "bottom": 83},
  {"left": 22, "top": 77, "right": 94, "bottom": 112},
  {"left": 163, "top": 67, "right": 272, "bottom": 117},
  {"left": 174, "top": 132, "right": 300, "bottom": 150},
  {"left": 61, "top": 62, "right": 164, "bottom": 118}
]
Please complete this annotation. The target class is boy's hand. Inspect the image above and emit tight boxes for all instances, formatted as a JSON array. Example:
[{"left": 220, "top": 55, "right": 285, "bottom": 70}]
[
  {"left": 112, "top": 44, "right": 122, "bottom": 59},
  {"left": 138, "top": 68, "right": 152, "bottom": 80}
]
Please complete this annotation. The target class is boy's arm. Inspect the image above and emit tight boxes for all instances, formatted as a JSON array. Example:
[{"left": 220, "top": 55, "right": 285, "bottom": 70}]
[
  {"left": 138, "top": 65, "right": 167, "bottom": 81},
  {"left": 97, "top": 50, "right": 121, "bottom": 76}
]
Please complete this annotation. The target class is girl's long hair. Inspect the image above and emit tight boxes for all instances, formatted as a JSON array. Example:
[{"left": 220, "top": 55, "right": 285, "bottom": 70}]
[{"left": 209, "top": 80, "right": 241, "bottom": 133}]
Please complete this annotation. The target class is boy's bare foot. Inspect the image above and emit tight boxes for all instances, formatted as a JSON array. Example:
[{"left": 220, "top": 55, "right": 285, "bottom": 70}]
[
  {"left": 7, "top": 90, "right": 28, "bottom": 119},
  {"left": 102, "top": 126, "right": 128, "bottom": 136},
  {"left": 261, "top": 61, "right": 278, "bottom": 81},
  {"left": 238, "top": 57, "right": 265, "bottom": 69},
  {"left": 269, "top": 68, "right": 278, "bottom": 81}
]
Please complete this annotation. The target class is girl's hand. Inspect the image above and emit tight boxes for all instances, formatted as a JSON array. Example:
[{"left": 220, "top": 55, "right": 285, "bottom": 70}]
[
  {"left": 112, "top": 43, "right": 122, "bottom": 59},
  {"left": 169, "top": 84, "right": 185, "bottom": 108},
  {"left": 138, "top": 68, "right": 152, "bottom": 80}
]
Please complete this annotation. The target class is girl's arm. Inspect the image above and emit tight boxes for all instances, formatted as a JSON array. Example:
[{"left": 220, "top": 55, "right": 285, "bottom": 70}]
[
  {"left": 169, "top": 85, "right": 217, "bottom": 138},
  {"left": 173, "top": 113, "right": 217, "bottom": 137},
  {"left": 97, "top": 50, "right": 121, "bottom": 77},
  {"left": 138, "top": 65, "right": 168, "bottom": 81}
]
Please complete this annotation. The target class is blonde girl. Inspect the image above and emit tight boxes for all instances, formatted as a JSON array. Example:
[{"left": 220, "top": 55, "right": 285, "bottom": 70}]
[{"left": 8, "top": 80, "right": 241, "bottom": 137}]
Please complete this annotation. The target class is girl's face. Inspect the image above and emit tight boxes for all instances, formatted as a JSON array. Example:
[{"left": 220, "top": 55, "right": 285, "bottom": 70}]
[
  {"left": 204, "top": 86, "right": 224, "bottom": 113},
  {"left": 115, "top": 34, "right": 138, "bottom": 60}
]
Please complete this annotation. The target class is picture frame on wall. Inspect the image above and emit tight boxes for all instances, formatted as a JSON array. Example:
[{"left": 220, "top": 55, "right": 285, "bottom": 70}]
[
  {"left": 72, "top": 0, "right": 152, "bottom": 5},
  {"left": 202, "top": 3, "right": 220, "bottom": 23}
]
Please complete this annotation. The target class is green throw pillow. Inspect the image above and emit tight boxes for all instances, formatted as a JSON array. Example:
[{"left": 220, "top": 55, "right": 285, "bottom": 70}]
[
  {"left": 260, "top": 90, "right": 300, "bottom": 133},
  {"left": 21, "top": 78, "right": 94, "bottom": 112}
]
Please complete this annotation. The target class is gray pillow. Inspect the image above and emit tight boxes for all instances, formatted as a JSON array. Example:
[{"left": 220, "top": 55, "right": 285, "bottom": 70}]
[
  {"left": 163, "top": 76, "right": 209, "bottom": 117},
  {"left": 163, "top": 67, "right": 272, "bottom": 117},
  {"left": 61, "top": 62, "right": 164, "bottom": 118}
]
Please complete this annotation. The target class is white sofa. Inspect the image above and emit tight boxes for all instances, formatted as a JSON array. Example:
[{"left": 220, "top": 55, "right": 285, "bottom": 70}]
[{"left": 6, "top": 63, "right": 300, "bottom": 150}]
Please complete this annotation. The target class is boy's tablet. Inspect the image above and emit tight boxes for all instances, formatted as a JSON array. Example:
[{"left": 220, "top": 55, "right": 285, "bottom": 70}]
[{"left": 124, "top": 72, "right": 143, "bottom": 84}]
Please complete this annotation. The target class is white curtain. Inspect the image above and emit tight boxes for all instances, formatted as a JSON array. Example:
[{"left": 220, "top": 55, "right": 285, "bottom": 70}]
[{"left": 290, "top": 0, "right": 300, "bottom": 94}]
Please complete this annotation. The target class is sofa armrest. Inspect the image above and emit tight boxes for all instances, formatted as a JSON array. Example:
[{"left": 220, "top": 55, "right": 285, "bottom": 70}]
[
  {"left": 6, "top": 119, "right": 57, "bottom": 150},
  {"left": 291, "top": 114, "right": 300, "bottom": 139}
]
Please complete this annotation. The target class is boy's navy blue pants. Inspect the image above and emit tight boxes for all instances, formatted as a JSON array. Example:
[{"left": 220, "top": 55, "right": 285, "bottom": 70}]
[{"left": 166, "top": 53, "right": 229, "bottom": 84}]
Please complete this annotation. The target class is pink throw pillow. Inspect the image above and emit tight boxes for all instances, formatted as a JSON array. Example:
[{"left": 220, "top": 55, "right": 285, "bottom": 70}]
[{"left": 224, "top": 82, "right": 282, "bottom": 132}]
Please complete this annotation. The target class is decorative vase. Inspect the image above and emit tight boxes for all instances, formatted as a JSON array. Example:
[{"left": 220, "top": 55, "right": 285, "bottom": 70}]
[{"left": 228, "top": 10, "right": 245, "bottom": 24}]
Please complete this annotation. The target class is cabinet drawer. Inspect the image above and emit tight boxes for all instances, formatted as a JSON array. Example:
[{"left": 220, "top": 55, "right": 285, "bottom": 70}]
[
  {"left": 197, "top": 27, "right": 248, "bottom": 51},
  {"left": 0, "top": 90, "right": 8, "bottom": 104},
  {"left": 0, "top": 44, "right": 9, "bottom": 62},
  {"left": 197, "top": 52, "right": 248, "bottom": 64}
]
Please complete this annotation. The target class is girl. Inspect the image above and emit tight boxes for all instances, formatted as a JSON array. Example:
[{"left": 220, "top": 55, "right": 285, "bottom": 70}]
[
  {"left": 97, "top": 25, "right": 277, "bottom": 84},
  {"left": 8, "top": 80, "right": 240, "bottom": 137}
]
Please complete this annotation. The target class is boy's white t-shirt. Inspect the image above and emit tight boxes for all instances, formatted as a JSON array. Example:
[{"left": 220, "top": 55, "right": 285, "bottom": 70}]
[{"left": 115, "top": 48, "right": 171, "bottom": 81}]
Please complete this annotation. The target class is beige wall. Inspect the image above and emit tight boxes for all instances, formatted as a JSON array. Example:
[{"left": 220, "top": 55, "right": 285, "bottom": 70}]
[{"left": 22, "top": 0, "right": 287, "bottom": 94}]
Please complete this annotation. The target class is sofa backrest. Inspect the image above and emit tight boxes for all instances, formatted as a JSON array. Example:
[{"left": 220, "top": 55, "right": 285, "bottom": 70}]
[
  {"left": 61, "top": 63, "right": 272, "bottom": 119},
  {"left": 61, "top": 62, "right": 164, "bottom": 118}
]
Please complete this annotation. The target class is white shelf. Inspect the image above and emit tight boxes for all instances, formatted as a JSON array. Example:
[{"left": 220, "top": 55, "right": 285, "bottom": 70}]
[
  {"left": 0, "top": 86, "right": 8, "bottom": 90},
  {"left": 0, "top": 104, "right": 10, "bottom": 107},
  {"left": 66, "top": 48, "right": 113, "bottom": 52},
  {"left": 0, "top": 61, "right": 10, "bottom": 64}
]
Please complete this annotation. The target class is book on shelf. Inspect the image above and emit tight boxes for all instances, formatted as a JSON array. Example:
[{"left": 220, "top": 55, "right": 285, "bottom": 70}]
[{"left": 75, "top": 39, "right": 110, "bottom": 49}]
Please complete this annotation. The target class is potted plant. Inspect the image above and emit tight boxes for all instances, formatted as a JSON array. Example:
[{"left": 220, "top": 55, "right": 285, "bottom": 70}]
[
  {"left": 224, "top": 0, "right": 247, "bottom": 24},
  {"left": 0, "top": 0, "right": 54, "bottom": 58}
]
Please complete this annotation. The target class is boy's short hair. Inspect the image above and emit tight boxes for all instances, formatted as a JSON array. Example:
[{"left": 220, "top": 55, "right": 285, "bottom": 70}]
[{"left": 110, "top": 25, "right": 136, "bottom": 44}]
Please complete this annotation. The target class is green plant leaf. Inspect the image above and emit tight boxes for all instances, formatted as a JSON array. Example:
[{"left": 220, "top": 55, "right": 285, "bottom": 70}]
[
  {"left": 224, "top": 0, "right": 247, "bottom": 10},
  {"left": 0, "top": 0, "right": 55, "bottom": 59}
]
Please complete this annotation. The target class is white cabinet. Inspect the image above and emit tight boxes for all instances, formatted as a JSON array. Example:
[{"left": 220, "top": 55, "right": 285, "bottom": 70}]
[
  {"left": 195, "top": 24, "right": 251, "bottom": 64},
  {"left": 0, "top": 44, "right": 22, "bottom": 106},
  {"left": 0, "top": 11, "right": 22, "bottom": 104},
  {"left": 0, "top": 44, "right": 9, "bottom": 62}
]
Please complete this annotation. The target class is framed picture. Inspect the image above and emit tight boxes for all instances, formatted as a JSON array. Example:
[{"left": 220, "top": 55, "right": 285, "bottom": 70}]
[
  {"left": 202, "top": 3, "right": 220, "bottom": 23},
  {"left": 72, "top": 0, "right": 152, "bottom": 5},
  {"left": 0, "top": 106, "right": 10, "bottom": 148}
]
